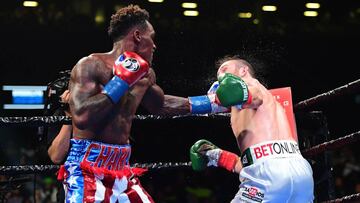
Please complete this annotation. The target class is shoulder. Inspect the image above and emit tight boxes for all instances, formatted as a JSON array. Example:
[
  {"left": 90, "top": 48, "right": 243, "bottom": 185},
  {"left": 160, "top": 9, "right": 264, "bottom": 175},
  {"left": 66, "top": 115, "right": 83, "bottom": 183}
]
[
  {"left": 73, "top": 55, "right": 108, "bottom": 77},
  {"left": 76, "top": 55, "right": 106, "bottom": 70}
]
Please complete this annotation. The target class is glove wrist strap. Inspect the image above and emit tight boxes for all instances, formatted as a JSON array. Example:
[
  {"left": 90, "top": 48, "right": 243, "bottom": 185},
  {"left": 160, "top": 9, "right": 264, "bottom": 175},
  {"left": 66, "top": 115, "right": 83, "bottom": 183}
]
[
  {"left": 102, "top": 76, "right": 129, "bottom": 103},
  {"left": 218, "top": 150, "right": 239, "bottom": 172},
  {"left": 188, "top": 95, "right": 212, "bottom": 114}
]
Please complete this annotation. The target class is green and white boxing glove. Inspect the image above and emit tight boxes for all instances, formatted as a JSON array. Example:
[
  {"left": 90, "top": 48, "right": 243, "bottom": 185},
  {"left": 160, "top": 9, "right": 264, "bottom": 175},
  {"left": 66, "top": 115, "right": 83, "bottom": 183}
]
[
  {"left": 216, "top": 73, "right": 252, "bottom": 108},
  {"left": 190, "top": 139, "right": 239, "bottom": 172}
]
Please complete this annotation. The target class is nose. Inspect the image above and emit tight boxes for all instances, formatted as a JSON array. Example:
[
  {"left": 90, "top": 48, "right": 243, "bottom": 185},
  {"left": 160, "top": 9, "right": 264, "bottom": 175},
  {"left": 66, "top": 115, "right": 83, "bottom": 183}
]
[{"left": 153, "top": 44, "right": 157, "bottom": 51}]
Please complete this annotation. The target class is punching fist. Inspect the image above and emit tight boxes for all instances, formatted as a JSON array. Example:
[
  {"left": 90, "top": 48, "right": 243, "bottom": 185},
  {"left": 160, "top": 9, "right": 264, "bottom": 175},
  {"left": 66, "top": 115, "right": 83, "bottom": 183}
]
[
  {"left": 188, "top": 81, "right": 230, "bottom": 114},
  {"left": 216, "top": 73, "right": 252, "bottom": 108},
  {"left": 190, "top": 139, "right": 239, "bottom": 172},
  {"left": 102, "top": 51, "right": 149, "bottom": 103}
]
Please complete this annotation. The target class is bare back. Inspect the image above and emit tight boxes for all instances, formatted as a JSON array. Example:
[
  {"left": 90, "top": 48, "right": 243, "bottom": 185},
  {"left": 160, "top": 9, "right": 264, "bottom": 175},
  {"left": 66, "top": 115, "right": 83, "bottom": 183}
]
[
  {"left": 230, "top": 79, "right": 295, "bottom": 153},
  {"left": 69, "top": 53, "right": 149, "bottom": 145}
]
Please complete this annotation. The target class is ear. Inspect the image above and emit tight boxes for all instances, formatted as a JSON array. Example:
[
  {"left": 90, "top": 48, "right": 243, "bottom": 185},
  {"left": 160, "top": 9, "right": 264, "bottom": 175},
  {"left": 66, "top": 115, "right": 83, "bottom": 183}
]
[
  {"left": 133, "top": 30, "right": 141, "bottom": 43},
  {"left": 239, "top": 66, "right": 248, "bottom": 77}
]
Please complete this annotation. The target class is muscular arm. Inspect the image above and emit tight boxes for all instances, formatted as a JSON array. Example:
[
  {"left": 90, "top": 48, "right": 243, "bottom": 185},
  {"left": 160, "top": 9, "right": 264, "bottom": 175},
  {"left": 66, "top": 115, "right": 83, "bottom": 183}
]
[
  {"left": 48, "top": 125, "right": 72, "bottom": 164},
  {"left": 141, "top": 87, "right": 190, "bottom": 116},
  {"left": 157, "top": 95, "right": 190, "bottom": 116},
  {"left": 139, "top": 68, "right": 190, "bottom": 115},
  {"left": 141, "top": 84, "right": 165, "bottom": 114},
  {"left": 69, "top": 57, "right": 114, "bottom": 130}
]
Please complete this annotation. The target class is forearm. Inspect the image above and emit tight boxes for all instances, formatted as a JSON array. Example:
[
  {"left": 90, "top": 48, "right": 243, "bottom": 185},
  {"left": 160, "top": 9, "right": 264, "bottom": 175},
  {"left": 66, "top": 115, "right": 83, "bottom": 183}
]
[
  {"left": 141, "top": 85, "right": 165, "bottom": 114},
  {"left": 48, "top": 125, "right": 72, "bottom": 164},
  {"left": 155, "top": 95, "right": 190, "bottom": 116},
  {"left": 233, "top": 159, "right": 243, "bottom": 174}
]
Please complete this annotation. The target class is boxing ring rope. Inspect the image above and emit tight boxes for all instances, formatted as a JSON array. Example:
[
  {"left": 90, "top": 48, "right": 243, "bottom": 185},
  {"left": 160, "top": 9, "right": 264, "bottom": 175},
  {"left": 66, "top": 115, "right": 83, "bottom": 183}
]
[
  {"left": 321, "top": 193, "right": 360, "bottom": 203},
  {"left": 0, "top": 114, "right": 230, "bottom": 126},
  {"left": 1, "top": 78, "right": 359, "bottom": 125},
  {"left": 0, "top": 162, "right": 192, "bottom": 175},
  {"left": 0, "top": 165, "right": 60, "bottom": 175},
  {"left": 294, "top": 78, "right": 360, "bottom": 110},
  {"left": 0, "top": 78, "right": 359, "bottom": 126},
  {"left": 1, "top": 130, "right": 358, "bottom": 174},
  {"left": 0, "top": 78, "right": 359, "bottom": 171},
  {"left": 0, "top": 131, "right": 358, "bottom": 173},
  {"left": 0, "top": 78, "right": 359, "bottom": 202},
  {"left": 302, "top": 130, "right": 360, "bottom": 157}
]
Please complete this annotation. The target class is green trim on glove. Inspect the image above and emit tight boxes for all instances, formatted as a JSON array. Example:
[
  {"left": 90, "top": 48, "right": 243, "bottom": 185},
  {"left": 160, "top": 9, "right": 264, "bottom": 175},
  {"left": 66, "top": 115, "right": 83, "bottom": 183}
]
[
  {"left": 189, "top": 139, "right": 218, "bottom": 171},
  {"left": 216, "top": 73, "right": 250, "bottom": 107}
]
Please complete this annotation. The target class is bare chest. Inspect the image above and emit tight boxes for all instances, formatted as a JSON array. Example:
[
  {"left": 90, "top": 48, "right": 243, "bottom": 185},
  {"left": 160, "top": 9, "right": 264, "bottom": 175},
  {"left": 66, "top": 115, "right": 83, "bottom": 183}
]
[{"left": 232, "top": 106, "right": 272, "bottom": 135}]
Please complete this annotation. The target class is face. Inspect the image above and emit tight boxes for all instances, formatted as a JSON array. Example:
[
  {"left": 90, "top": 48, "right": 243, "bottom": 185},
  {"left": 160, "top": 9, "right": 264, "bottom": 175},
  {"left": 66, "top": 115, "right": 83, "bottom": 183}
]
[
  {"left": 137, "top": 21, "right": 156, "bottom": 65},
  {"left": 217, "top": 60, "right": 242, "bottom": 79}
]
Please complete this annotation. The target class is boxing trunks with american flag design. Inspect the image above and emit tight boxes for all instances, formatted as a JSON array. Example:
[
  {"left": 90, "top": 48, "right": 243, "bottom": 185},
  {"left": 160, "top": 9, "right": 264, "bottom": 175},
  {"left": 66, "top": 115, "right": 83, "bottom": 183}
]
[{"left": 57, "top": 138, "right": 154, "bottom": 203}]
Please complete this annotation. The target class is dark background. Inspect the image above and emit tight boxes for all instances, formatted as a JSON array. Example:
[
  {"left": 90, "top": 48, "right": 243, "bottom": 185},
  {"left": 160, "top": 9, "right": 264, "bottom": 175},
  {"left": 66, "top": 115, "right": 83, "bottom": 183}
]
[{"left": 0, "top": 0, "right": 359, "bottom": 202}]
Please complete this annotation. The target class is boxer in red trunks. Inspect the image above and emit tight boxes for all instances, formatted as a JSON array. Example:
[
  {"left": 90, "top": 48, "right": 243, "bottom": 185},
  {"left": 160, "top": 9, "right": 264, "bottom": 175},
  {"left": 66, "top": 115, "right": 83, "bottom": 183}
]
[{"left": 60, "top": 5, "right": 192, "bottom": 202}]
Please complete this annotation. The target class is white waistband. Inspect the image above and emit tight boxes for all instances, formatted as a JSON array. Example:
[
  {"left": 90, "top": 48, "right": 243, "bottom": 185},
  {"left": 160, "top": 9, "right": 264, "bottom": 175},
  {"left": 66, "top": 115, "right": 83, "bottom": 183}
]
[{"left": 242, "top": 140, "right": 301, "bottom": 166}]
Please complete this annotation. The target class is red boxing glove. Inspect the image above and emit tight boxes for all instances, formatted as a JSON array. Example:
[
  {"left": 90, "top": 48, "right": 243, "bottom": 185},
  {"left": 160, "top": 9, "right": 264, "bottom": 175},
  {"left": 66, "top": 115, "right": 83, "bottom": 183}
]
[
  {"left": 113, "top": 51, "right": 149, "bottom": 86},
  {"left": 102, "top": 52, "right": 149, "bottom": 103}
]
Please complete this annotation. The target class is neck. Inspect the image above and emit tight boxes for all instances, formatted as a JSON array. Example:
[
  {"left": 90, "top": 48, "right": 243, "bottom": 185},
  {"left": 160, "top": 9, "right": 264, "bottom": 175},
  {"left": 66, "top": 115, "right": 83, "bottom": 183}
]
[
  {"left": 111, "top": 39, "right": 136, "bottom": 59},
  {"left": 241, "top": 74, "right": 253, "bottom": 84}
]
